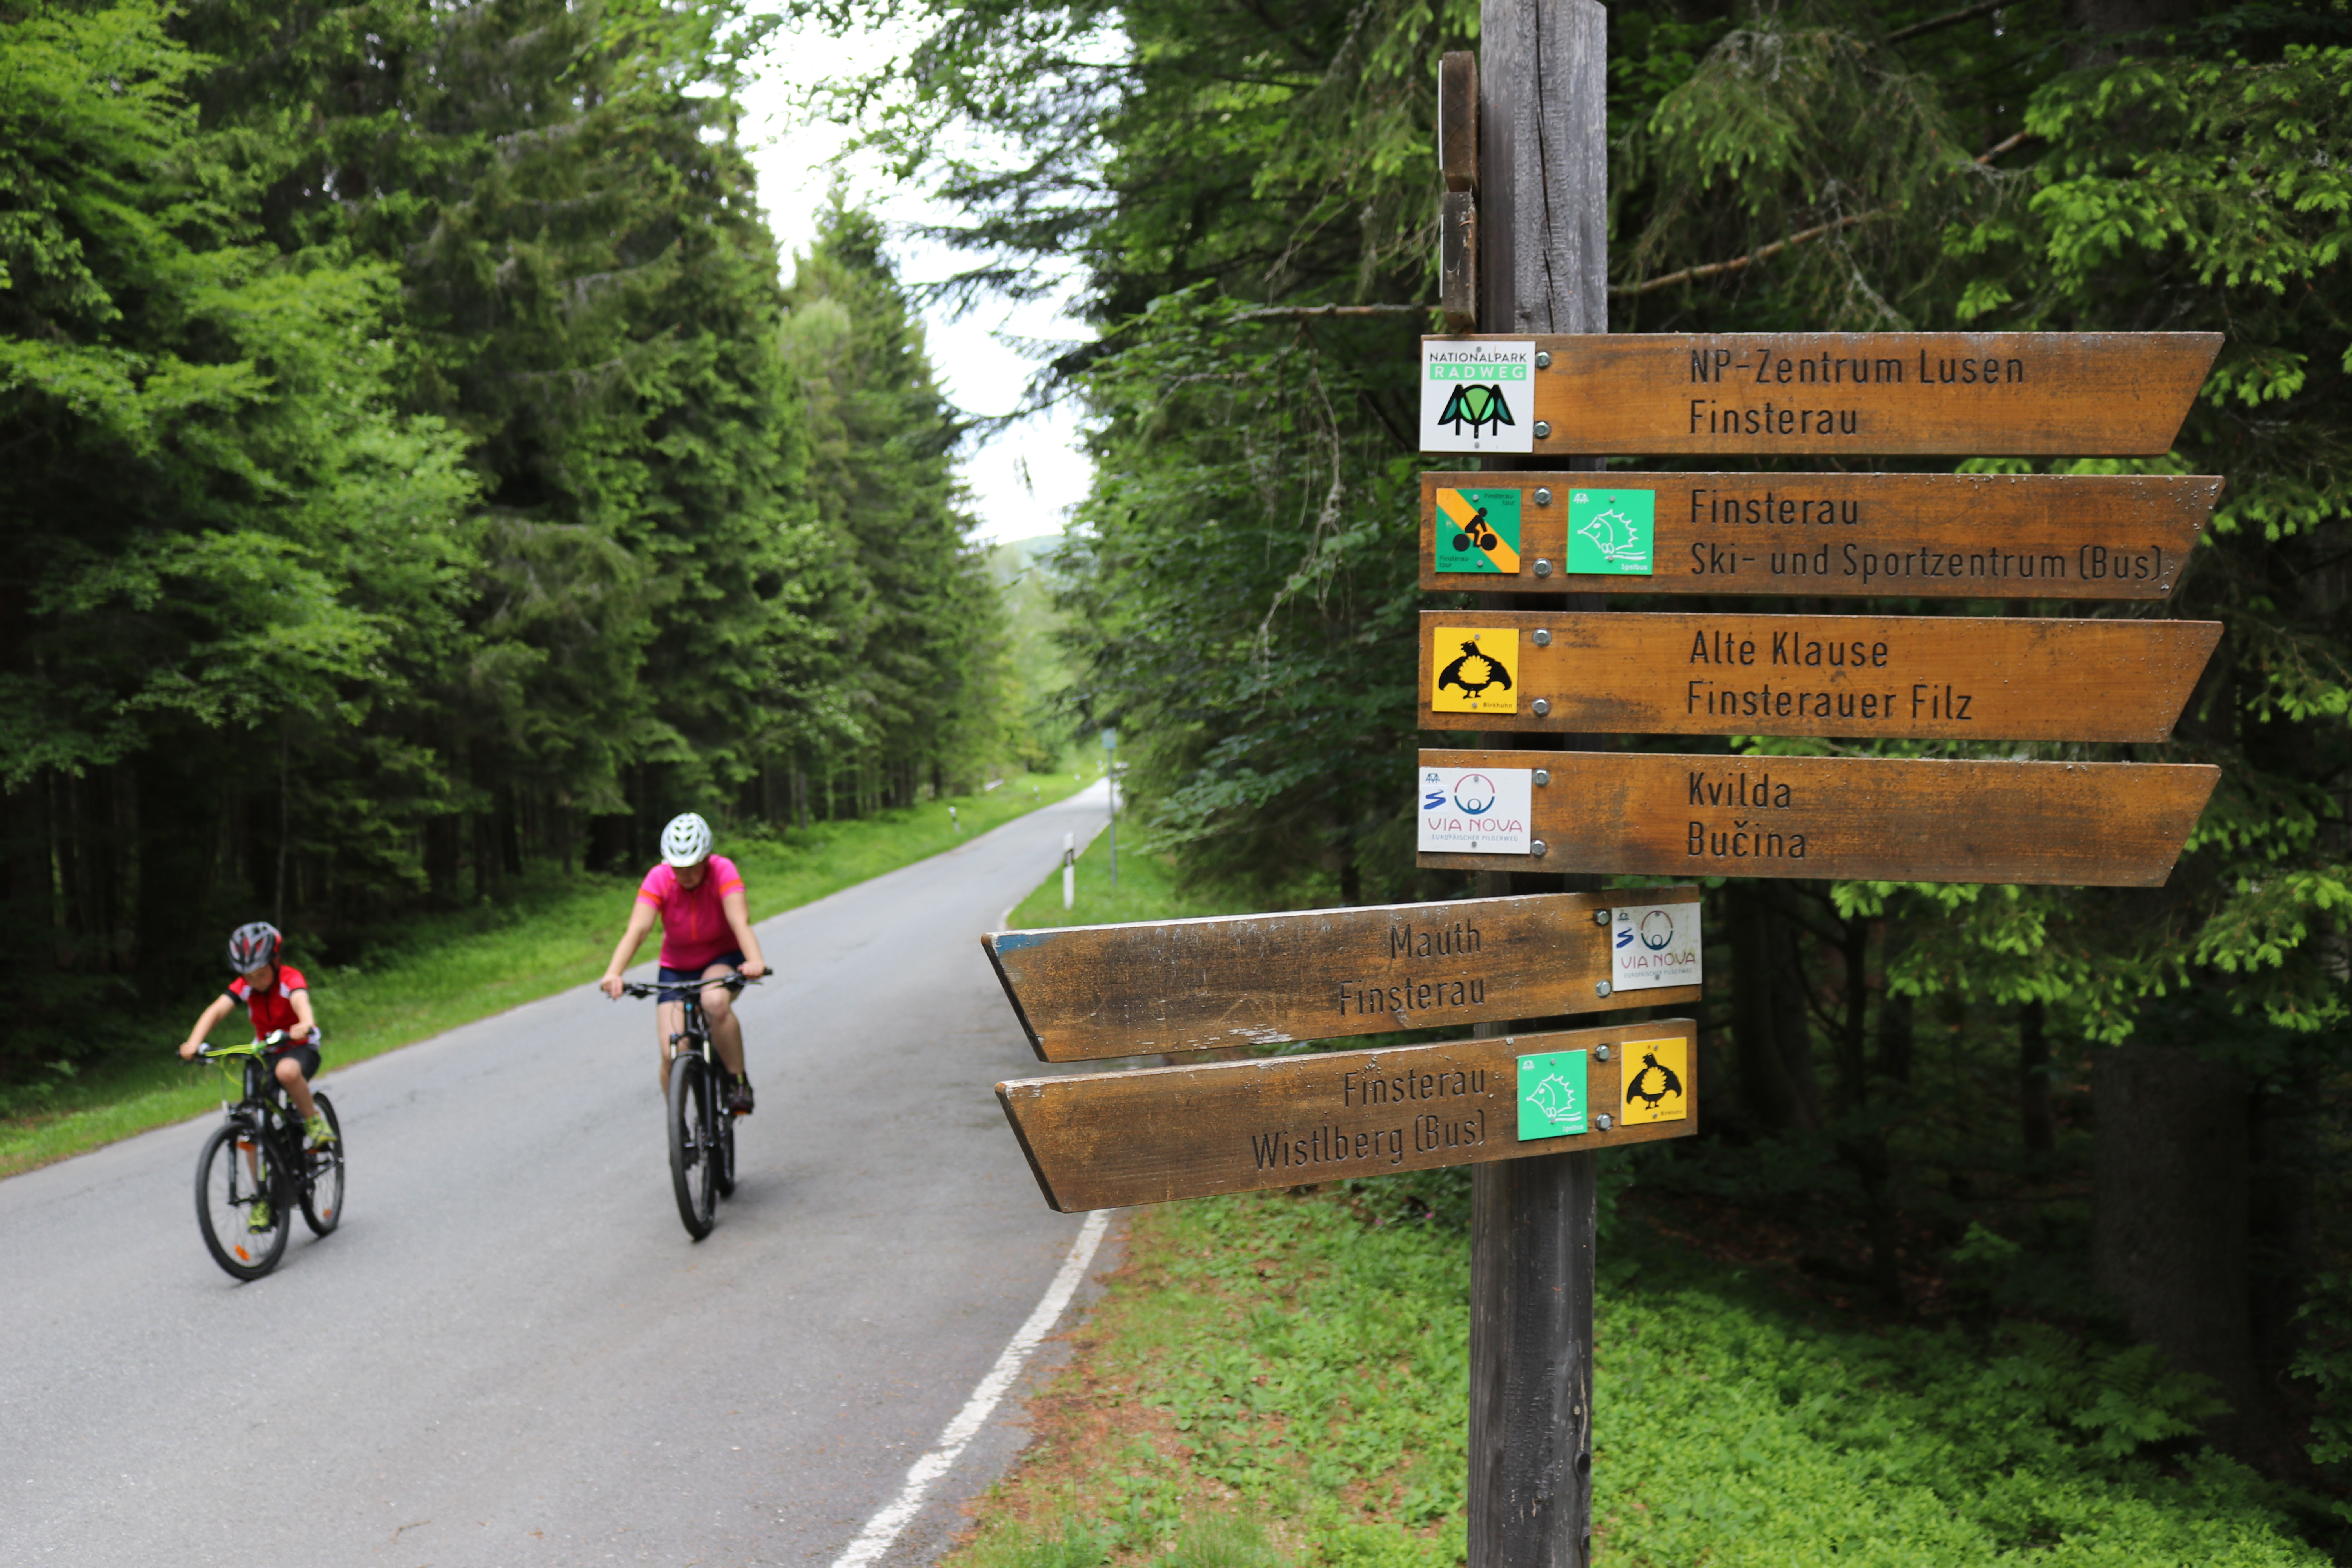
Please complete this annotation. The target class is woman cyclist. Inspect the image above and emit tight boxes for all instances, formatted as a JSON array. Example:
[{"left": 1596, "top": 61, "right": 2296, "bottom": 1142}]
[
  {"left": 178, "top": 921, "right": 335, "bottom": 1147},
  {"left": 599, "top": 813, "right": 769, "bottom": 1112}
]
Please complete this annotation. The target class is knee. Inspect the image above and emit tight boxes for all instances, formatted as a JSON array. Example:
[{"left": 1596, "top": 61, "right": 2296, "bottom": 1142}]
[
  {"left": 703, "top": 994, "right": 734, "bottom": 1027},
  {"left": 274, "top": 1058, "right": 303, "bottom": 1087}
]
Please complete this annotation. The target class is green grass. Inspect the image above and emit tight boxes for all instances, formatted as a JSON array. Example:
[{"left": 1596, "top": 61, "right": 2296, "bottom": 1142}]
[
  {"left": 1009, "top": 820, "right": 1251, "bottom": 930},
  {"left": 0, "top": 764, "right": 1097, "bottom": 1178},
  {"left": 950, "top": 1188, "right": 2334, "bottom": 1568}
]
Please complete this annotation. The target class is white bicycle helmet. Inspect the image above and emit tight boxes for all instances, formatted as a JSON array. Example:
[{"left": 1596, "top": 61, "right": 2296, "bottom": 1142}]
[{"left": 660, "top": 812, "right": 714, "bottom": 867}]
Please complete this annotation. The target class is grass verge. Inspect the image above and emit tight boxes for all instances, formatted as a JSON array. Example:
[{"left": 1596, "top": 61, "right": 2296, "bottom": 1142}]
[
  {"left": 1, "top": 765, "right": 1098, "bottom": 1179},
  {"left": 947, "top": 1184, "right": 2332, "bottom": 1568},
  {"left": 1010, "top": 826, "right": 1250, "bottom": 930}
]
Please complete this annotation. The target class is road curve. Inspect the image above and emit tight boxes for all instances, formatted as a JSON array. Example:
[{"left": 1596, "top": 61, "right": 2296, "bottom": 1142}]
[{"left": 0, "top": 783, "right": 1118, "bottom": 1567}]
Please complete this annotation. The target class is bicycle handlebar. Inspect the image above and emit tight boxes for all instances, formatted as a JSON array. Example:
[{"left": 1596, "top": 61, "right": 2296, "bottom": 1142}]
[{"left": 617, "top": 971, "right": 761, "bottom": 1000}]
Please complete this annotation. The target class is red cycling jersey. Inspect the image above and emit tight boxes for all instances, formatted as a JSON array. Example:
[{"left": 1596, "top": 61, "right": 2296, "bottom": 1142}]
[{"left": 226, "top": 965, "right": 316, "bottom": 1047}]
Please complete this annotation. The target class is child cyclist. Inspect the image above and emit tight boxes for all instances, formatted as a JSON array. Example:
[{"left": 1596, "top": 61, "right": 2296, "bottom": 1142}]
[
  {"left": 599, "top": 812, "right": 768, "bottom": 1111},
  {"left": 178, "top": 921, "right": 335, "bottom": 1147}
]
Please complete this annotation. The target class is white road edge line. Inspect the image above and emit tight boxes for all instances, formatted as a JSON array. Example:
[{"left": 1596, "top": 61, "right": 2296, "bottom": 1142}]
[{"left": 829, "top": 1210, "right": 1111, "bottom": 1568}]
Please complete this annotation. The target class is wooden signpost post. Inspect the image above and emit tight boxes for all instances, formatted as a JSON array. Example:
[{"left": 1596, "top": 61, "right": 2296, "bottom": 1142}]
[{"left": 977, "top": 7, "right": 2225, "bottom": 1568}]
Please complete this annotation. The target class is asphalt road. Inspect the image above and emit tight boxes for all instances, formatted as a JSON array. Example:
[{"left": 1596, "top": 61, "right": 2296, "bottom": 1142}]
[{"left": 0, "top": 783, "right": 1120, "bottom": 1568}]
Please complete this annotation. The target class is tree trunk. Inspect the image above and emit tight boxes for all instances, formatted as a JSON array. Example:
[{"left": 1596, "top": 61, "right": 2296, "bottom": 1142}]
[
  {"left": 1728, "top": 881, "right": 1821, "bottom": 1132},
  {"left": 2091, "top": 1045, "right": 2270, "bottom": 1456},
  {"left": 2020, "top": 999, "right": 2056, "bottom": 1159}
]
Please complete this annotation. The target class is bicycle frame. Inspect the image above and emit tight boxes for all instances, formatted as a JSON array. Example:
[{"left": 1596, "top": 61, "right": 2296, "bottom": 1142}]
[{"left": 201, "top": 1046, "right": 300, "bottom": 1162}]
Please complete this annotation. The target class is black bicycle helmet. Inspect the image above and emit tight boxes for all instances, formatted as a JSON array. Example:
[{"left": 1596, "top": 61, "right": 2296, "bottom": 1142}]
[{"left": 227, "top": 921, "right": 282, "bottom": 973}]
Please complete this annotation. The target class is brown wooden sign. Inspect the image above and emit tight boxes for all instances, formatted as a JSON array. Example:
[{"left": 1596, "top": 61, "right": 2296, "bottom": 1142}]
[
  {"left": 1419, "top": 611, "right": 2220, "bottom": 742},
  {"left": 1419, "top": 471, "right": 2218, "bottom": 598},
  {"left": 1415, "top": 748, "right": 2218, "bottom": 886},
  {"left": 984, "top": 890, "right": 1700, "bottom": 1062},
  {"left": 1421, "top": 333, "right": 2219, "bottom": 456},
  {"left": 998, "top": 1019, "right": 1700, "bottom": 1212}
]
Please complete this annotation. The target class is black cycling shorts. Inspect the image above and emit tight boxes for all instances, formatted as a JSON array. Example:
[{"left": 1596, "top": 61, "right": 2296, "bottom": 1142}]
[
  {"left": 657, "top": 952, "right": 745, "bottom": 991},
  {"left": 266, "top": 1043, "right": 322, "bottom": 1081}
]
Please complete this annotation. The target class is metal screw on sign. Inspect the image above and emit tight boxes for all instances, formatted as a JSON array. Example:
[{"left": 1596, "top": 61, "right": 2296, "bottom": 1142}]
[
  {"left": 1595, "top": 1044, "right": 1611, "bottom": 1061},
  {"left": 1535, "top": 350, "right": 1552, "bottom": 369},
  {"left": 1533, "top": 628, "right": 1552, "bottom": 646},
  {"left": 1532, "top": 559, "right": 1553, "bottom": 577},
  {"left": 1530, "top": 839, "right": 1548, "bottom": 857},
  {"left": 1533, "top": 487, "right": 1552, "bottom": 506},
  {"left": 1595, "top": 981, "right": 1611, "bottom": 998},
  {"left": 1531, "top": 699, "right": 1551, "bottom": 717},
  {"left": 1535, "top": 769, "right": 1552, "bottom": 786},
  {"left": 1597, "top": 1114, "right": 1614, "bottom": 1131},
  {"left": 1590, "top": 907, "right": 1607, "bottom": 924},
  {"left": 1533, "top": 420, "right": 1551, "bottom": 439}
]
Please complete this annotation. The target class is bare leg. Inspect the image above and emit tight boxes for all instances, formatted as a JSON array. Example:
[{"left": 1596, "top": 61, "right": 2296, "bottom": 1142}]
[
  {"left": 656, "top": 998, "right": 685, "bottom": 1096},
  {"left": 274, "top": 1056, "right": 320, "bottom": 1121},
  {"left": 700, "top": 963, "right": 746, "bottom": 1079}
]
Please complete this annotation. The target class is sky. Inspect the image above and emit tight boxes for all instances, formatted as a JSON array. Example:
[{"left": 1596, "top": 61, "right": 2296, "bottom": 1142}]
[{"left": 735, "top": 17, "right": 1096, "bottom": 548}]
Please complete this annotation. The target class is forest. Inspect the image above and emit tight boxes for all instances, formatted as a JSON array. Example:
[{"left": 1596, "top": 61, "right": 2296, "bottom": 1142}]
[
  {"left": 820, "top": 0, "right": 2352, "bottom": 1531},
  {"left": 5, "top": 0, "right": 2350, "bottom": 1544},
  {"left": 0, "top": 0, "right": 1038, "bottom": 1062}
]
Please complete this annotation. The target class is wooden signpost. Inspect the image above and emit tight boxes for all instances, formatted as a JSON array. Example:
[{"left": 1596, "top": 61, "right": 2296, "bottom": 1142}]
[
  {"left": 1417, "top": 611, "right": 2222, "bottom": 741},
  {"left": 1421, "top": 331, "right": 2219, "bottom": 456},
  {"left": 984, "top": 890, "right": 1700, "bottom": 1062},
  {"left": 1414, "top": 749, "right": 2219, "bottom": 886},
  {"left": 1419, "top": 470, "right": 2218, "bottom": 598},
  {"left": 978, "top": 8, "right": 2227, "bottom": 1568},
  {"left": 999, "top": 1020, "right": 1698, "bottom": 1212}
]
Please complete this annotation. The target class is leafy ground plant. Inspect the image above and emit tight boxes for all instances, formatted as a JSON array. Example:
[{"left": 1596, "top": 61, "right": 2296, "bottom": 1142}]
[
  {"left": 0, "top": 768, "right": 1090, "bottom": 1177},
  {"left": 946, "top": 1186, "right": 2334, "bottom": 1568}
]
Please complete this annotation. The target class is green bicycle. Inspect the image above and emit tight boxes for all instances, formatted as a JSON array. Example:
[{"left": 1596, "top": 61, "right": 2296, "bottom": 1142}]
[{"left": 189, "top": 1034, "right": 345, "bottom": 1281}]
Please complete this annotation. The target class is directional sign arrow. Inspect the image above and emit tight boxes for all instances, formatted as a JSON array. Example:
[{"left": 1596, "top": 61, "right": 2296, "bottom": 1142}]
[
  {"left": 1415, "top": 749, "right": 2218, "bottom": 886},
  {"left": 1419, "top": 471, "right": 2219, "bottom": 599},
  {"left": 983, "top": 890, "right": 1700, "bottom": 1062},
  {"left": 1418, "top": 611, "right": 2221, "bottom": 742},
  {"left": 997, "top": 1020, "right": 1701, "bottom": 1213},
  {"left": 1419, "top": 333, "right": 2220, "bottom": 456}
]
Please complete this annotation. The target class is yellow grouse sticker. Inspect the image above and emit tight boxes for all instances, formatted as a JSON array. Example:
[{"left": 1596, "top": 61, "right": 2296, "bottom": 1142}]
[
  {"left": 1620, "top": 1036, "right": 1689, "bottom": 1126},
  {"left": 1430, "top": 628, "right": 1519, "bottom": 715}
]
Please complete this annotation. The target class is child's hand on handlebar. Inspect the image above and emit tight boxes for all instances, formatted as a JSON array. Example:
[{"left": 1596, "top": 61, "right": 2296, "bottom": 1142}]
[
  {"left": 178, "top": 1040, "right": 201, "bottom": 1060},
  {"left": 740, "top": 960, "right": 768, "bottom": 980},
  {"left": 600, "top": 974, "right": 626, "bottom": 1000}
]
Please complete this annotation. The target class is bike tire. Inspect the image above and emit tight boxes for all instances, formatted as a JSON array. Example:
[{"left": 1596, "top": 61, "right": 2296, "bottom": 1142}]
[
  {"left": 194, "top": 1121, "right": 290, "bottom": 1281},
  {"left": 301, "top": 1092, "right": 345, "bottom": 1236},
  {"left": 715, "top": 1098, "right": 737, "bottom": 1199},
  {"left": 667, "top": 1055, "right": 718, "bottom": 1239}
]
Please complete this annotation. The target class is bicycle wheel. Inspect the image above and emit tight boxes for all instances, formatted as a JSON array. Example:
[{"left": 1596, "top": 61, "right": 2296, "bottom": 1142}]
[
  {"left": 301, "top": 1092, "right": 345, "bottom": 1236},
  {"left": 715, "top": 1092, "right": 737, "bottom": 1199},
  {"left": 667, "top": 1055, "right": 717, "bottom": 1239},
  {"left": 194, "top": 1121, "right": 290, "bottom": 1281}
]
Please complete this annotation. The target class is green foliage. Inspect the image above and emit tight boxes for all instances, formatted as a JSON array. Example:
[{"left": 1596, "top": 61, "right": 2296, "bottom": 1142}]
[
  {"left": 0, "top": 0, "right": 1030, "bottom": 1074},
  {"left": 953, "top": 1190, "right": 2328, "bottom": 1568}
]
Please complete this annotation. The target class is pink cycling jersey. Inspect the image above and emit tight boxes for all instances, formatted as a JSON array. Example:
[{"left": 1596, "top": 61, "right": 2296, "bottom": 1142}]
[{"left": 637, "top": 855, "right": 747, "bottom": 971}]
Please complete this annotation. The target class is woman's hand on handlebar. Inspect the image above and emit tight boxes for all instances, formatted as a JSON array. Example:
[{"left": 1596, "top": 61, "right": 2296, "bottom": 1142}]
[
  {"left": 178, "top": 1039, "right": 202, "bottom": 1061},
  {"left": 599, "top": 973, "right": 626, "bottom": 1000},
  {"left": 740, "top": 959, "right": 768, "bottom": 981}
]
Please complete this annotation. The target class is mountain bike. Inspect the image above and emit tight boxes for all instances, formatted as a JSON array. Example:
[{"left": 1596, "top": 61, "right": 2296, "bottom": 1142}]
[
  {"left": 620, "top": 972, "right": 755, "bottom": 1239},
  {"left": 189, "top": 1034, "right": 345, "bottom": 1281}
]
